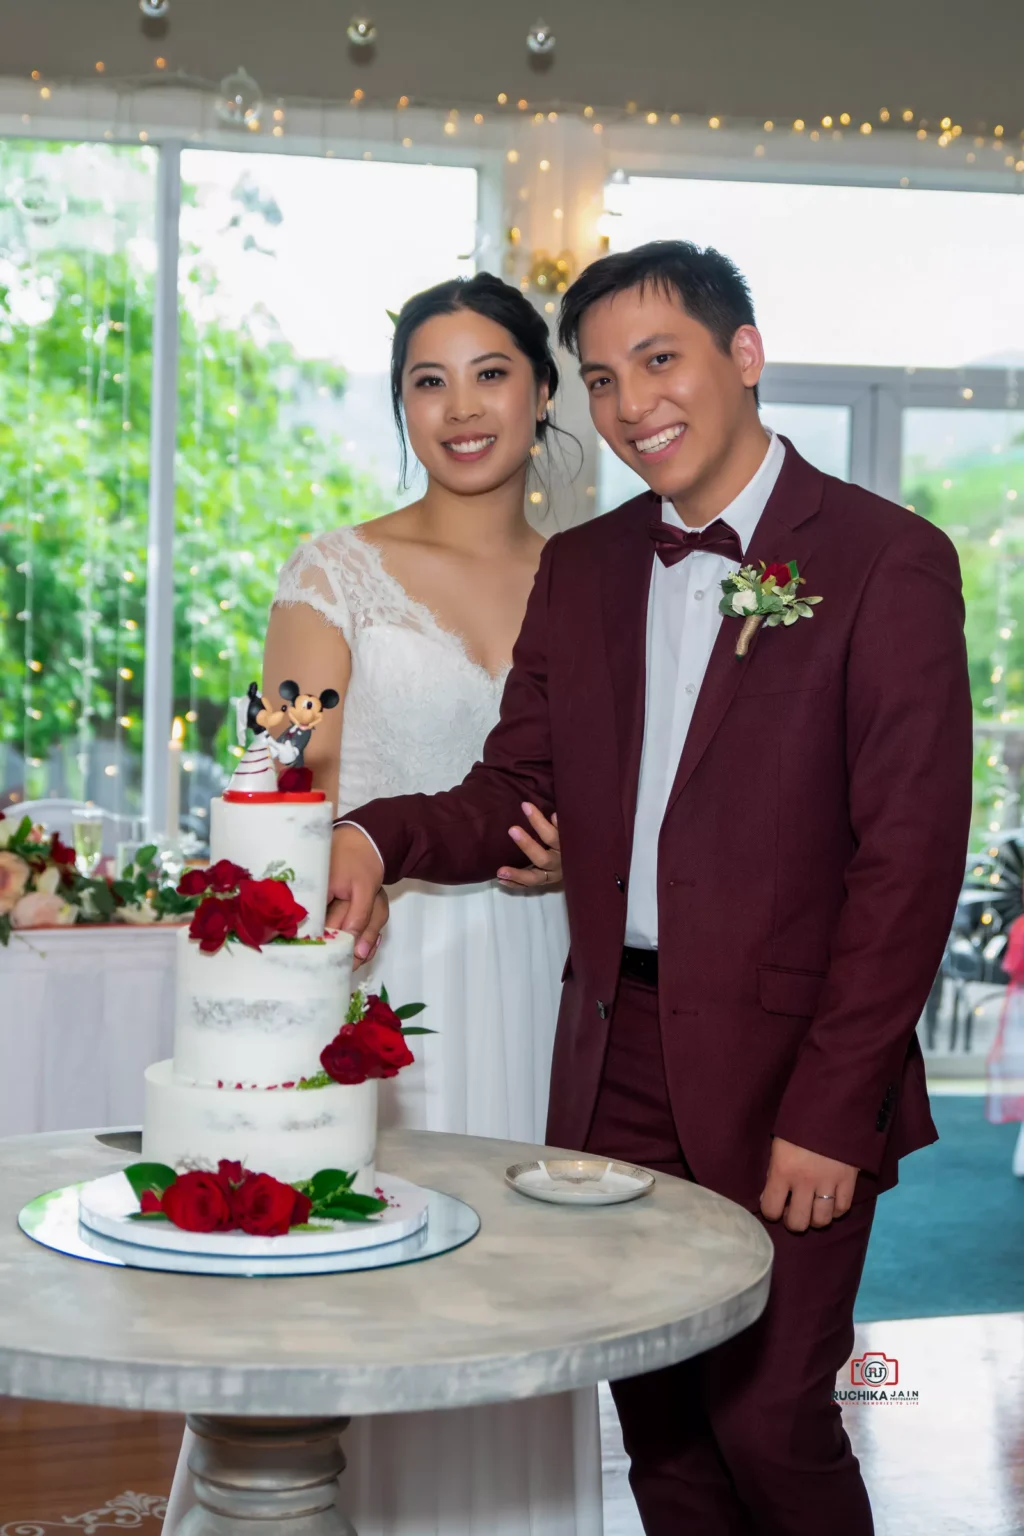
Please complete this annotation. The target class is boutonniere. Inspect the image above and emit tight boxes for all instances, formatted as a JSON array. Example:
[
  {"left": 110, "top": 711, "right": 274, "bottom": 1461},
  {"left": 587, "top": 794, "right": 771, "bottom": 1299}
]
[{"left": 719, "top": 561, "right": 822, "bottom": 658}]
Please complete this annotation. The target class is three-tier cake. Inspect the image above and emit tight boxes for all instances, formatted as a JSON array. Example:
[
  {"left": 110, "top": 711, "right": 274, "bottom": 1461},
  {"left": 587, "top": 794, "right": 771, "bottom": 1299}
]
[{"left": 142, "top": 786, "right": 377, "bottom": 1192}]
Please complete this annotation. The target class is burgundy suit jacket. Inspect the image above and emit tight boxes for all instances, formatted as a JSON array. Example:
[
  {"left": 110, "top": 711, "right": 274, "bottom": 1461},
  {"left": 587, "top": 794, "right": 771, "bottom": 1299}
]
[{"left": 351, "top": 440, "right": 974, "bottom": 1210}]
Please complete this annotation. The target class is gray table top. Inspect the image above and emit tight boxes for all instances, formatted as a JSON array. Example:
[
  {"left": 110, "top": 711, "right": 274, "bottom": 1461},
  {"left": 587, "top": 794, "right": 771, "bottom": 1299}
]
[{"left": 0, "top": 1127, "right": 773, "bottom": 1417}]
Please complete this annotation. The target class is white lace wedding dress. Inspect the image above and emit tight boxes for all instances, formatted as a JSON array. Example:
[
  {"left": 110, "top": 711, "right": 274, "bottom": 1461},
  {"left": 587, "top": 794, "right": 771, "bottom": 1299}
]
[{"left": 165, "top": 525, "right": 602, "bottom": 1536}]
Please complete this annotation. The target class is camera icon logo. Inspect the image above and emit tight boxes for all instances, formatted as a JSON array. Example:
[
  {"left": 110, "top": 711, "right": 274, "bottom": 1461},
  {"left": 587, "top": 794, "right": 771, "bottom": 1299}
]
[{"left": 850, "top": 1352, "right": 898, "bottom": 1387}]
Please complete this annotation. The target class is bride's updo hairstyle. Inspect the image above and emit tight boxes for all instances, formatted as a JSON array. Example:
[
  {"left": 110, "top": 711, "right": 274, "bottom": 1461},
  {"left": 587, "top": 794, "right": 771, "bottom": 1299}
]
[{"left": 390, "top": 271, "right": 562, "bottom": 487}]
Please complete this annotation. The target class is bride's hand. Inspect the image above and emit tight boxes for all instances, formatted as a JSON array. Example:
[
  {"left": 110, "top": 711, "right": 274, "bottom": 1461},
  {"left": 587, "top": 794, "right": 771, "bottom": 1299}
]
[{"left": 497, "top": 804, "right": 562, "bottom": 888}]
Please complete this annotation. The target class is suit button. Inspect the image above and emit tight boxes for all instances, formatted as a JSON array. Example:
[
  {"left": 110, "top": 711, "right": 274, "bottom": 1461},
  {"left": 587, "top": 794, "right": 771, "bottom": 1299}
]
[
  {"left": 597, "top": 1001, "right": 608, "bottom": 1019},
  {"left": 615, "top": 875, "right": 625, "bottom": 892}
]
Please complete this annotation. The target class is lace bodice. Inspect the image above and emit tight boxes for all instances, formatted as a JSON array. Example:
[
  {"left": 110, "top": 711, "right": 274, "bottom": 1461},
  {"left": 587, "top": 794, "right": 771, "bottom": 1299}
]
[{"left": 274, "top": 526, "right": 511, "bottom": 812}]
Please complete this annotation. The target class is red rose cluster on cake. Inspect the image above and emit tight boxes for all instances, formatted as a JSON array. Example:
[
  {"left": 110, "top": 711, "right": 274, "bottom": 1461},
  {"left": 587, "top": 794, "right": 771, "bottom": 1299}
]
[
  {"left": 140, "top": 1159, "right": 312, "bottom": 1236},
  {"left": 178, "top": 859, "right": 308, "bottom": 954},
  {"left": 319, "top": 993, "right": 417, "bottom": 1085}
]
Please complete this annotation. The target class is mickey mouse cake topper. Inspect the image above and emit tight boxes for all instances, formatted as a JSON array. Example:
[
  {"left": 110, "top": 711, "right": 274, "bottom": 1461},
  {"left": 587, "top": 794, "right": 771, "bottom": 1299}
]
[
  {"left": 226, "top": 680, "right": 340, "bottom": 796},
  {"left": 272, "top": 680, "right": 341, "bottom": 792}
]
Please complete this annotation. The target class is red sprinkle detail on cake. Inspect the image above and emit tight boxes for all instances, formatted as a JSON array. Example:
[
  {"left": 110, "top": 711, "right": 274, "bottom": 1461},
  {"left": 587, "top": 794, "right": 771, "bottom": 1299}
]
[{"left": 282, "top": 1081, "right": 295, "bottom": 1088}]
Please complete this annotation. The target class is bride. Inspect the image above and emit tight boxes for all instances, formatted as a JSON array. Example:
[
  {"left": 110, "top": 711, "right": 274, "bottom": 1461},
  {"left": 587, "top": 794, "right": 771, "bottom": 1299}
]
[{"left": 164, "top": 273, "right": 602, "bottom": 1534}]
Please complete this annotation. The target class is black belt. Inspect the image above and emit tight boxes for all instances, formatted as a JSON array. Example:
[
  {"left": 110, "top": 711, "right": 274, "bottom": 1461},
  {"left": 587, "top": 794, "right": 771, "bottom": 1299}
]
[{"left": 620, "top": 946, "right": 659, "bottom": 987}]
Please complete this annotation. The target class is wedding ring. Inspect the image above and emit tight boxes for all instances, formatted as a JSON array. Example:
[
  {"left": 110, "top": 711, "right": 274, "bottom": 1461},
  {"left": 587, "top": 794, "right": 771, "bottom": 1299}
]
[{"left": 813, "top": 1192, "right": 835, "bottom": 1201}]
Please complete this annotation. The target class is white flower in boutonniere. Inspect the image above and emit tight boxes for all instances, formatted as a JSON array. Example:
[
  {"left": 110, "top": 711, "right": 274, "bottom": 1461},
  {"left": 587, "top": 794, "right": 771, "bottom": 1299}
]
[
  {"left": 731, "top": 588, "right": 758, "bottom": 615},
  {"left": 719, "top": 560, "right": 823, "bottom": 658}
]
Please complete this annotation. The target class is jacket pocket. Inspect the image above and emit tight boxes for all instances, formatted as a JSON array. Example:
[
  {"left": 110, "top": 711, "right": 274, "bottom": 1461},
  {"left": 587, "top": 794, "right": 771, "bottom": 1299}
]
[
  {"left": 758, "top": 964, "right": 826, "bottom": 1018},
  {"left": 736, "top": 661, "right": 831, "bottom": 698}
]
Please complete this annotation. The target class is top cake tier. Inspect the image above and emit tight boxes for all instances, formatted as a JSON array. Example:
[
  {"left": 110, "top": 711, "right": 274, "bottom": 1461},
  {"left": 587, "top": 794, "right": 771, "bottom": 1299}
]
[{"left": 209, "top": 794, "right": 332, "bottom": 938}]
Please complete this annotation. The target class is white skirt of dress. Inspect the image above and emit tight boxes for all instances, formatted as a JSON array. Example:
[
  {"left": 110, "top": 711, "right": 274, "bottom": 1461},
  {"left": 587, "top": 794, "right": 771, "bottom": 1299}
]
[{"left": 164, "top": 877, "right": 604, "bottom": 1536}]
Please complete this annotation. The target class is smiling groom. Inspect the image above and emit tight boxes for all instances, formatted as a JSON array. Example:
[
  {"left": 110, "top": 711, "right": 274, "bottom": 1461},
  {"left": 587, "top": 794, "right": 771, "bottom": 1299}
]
[{"left": 328, "top": 241, "right": 974, "bottom": 1534}]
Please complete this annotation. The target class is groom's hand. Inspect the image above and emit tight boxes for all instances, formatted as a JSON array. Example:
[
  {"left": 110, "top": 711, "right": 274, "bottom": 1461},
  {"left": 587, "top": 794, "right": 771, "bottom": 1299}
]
[
  {"left": 759, "top": 1136, "right": 859, "bottom": 1232},
  {"left": 327, "top": 825, "right": 389, "bottom": 967}
]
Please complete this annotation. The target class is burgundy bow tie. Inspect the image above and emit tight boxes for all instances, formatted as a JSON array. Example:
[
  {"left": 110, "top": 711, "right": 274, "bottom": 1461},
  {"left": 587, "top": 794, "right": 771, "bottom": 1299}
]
[{"left": 649, "top": 519, "right": 743, "bottom": 568}]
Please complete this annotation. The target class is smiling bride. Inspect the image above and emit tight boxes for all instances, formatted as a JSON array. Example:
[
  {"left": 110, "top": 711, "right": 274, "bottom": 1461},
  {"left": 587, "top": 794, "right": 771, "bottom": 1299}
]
[{"left": 163, "top": 272, "right": 602, "bottom": 1535}]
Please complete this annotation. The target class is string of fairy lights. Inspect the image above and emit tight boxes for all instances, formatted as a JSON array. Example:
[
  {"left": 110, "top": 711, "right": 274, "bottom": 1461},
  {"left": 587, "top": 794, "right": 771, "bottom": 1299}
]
[{"left": 13, "top": 2, "right": 1024, "bottom": 177}]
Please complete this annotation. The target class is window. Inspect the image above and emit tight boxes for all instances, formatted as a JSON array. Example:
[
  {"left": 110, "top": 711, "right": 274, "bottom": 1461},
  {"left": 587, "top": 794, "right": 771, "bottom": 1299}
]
[
  {"left": 0, "top": 140, "right": 156, "bottom": 815},
  {"left": 604, "top": 175, "right": 1024, "bottom": 367},
  {"left": 174, "top": 151, "right": 478, "bottom": 838},
  {"left": 902, "top": 409, "right": 1024, "bottom": 840}
]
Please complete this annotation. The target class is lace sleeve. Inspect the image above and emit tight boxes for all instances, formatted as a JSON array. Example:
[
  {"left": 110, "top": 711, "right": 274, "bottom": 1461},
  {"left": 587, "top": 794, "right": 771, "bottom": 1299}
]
[{"left": 272, "top": 533, "right": 355, "bottom": 645}]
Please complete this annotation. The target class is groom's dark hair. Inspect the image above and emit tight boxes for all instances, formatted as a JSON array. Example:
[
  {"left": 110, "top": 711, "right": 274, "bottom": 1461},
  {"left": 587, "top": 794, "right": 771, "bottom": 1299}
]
[{"left": 557, "top": 240, "right": 759, "bottom": 400}]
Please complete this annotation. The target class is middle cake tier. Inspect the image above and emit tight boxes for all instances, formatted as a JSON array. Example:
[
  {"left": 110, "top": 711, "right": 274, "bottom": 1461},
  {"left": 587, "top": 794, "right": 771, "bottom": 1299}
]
[{"left": 174, "top": 927, "right": 354, "bottom": 1087}]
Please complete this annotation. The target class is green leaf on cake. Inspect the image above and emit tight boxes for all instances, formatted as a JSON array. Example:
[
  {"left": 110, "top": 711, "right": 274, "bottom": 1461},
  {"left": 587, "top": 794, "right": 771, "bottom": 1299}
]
[
  {"left": 295, "top": 1071, "right": 332, "bottom": 1090},
  {"left": 127, "top": 1210, "right": 171, "bottom": 1222},
  {"left": 136, "top": 844, "right": 159, "bottom": 870},
  {"left": 315, "top": 1192, "right": 388, "bottom": 1221},
  {"left": 393, "top": 1002, "right": 426, "bottom": 1020},
  {"left": 399, "top": 1025, "right": 436, "bottom": 1035},
  {"left": 309, "top": 1168, "right": 357, "bottom": 1204},
  {"left": 123, "top": 1162, "right": 177, "bottom": 1201}
]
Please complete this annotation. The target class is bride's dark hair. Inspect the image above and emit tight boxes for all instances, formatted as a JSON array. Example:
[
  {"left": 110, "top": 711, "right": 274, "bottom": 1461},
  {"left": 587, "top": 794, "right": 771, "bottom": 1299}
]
[{"left": 389, "top": 272, "right": 564, "bottom": 488}]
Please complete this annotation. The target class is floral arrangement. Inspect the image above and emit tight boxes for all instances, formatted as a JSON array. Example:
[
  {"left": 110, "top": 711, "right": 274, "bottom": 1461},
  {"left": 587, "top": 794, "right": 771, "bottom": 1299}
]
[
  {"left": 719, "top": 560, "right": 822, "bottom": 657},
  {"left": 0, "top": 813, "right": 79, "bottom": 941},
  {"left": 178, "top": 859, "right": 308, "bottom": 953},
  {"left": 298, "top": 986, "right": 432, "bottom": 1089},
  {"left": 0, "top": 814, "right": 198, "bottom": 945},
  {"left": 124, "top": 1158, "right": 388, "bottom": 1235}
]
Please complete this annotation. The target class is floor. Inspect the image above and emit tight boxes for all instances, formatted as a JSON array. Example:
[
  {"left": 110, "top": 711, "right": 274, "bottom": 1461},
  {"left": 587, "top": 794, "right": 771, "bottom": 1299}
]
[{"left": 2, "top": 1314, "right": 1022, "bottom": 1536}]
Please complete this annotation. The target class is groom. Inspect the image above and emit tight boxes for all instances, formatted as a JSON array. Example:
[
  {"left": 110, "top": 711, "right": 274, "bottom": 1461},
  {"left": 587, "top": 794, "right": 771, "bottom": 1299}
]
[{"left": 328, "top": 241, "right": 973, "bottom": 1533}]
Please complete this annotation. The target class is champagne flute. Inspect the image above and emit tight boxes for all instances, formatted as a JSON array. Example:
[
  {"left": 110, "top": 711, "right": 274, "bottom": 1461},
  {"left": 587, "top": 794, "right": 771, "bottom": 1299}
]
[{"left": 72, "top": 806, "right": 105, "bottom": 876}]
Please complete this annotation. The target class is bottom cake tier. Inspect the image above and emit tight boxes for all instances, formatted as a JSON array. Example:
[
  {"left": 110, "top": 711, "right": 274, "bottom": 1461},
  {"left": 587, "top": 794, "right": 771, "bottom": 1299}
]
[{"left": 142, "top": 1060, "right": 377, "bottom": 1191}]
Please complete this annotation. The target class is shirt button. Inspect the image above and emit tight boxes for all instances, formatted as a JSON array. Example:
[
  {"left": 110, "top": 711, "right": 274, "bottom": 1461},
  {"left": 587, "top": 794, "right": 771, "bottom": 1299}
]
[
  {"left": 685, "top": 683, "right": 696, "bottom": 696},
  {"left": 693, "top": 589, "right": 704, "bottom": 601}
]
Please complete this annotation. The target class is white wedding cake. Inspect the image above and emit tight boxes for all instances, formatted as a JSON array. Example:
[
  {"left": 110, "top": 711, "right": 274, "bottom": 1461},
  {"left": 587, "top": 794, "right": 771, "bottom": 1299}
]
[{"left": 142, "top": 786, "right": 378, "bottom": 1192}]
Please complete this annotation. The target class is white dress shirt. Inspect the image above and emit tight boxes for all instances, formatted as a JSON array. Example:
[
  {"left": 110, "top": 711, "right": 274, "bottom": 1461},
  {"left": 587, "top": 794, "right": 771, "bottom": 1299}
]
[{"left": 624, "top": 432, "right": 786, "bottom": 949}]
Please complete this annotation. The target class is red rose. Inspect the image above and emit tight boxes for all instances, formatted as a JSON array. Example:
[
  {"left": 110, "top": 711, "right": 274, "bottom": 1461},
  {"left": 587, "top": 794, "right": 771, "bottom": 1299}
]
[
  {"left": 230, "top": 1171, "right": 301, "bottom": 1236},
  {"left": 162, "top": 1171, "right": 233, "bottom": 1232},
  {"left": 216, "top": 1159, "right": 248, "bottom": 1193},
  {"left": 140, "top": 1190, "right": 163, "bottom": 1214},
  {"left": 234, "top": 877, "right": 307, "bottom": 951},
  {"left": 189, "top": 895, "right": 239, "bottom": 954},
  {"left": 320, "top": 1023, "right": 370, "bottom": 1085},
  {"left": 50, "top": 834, "right": 77, "bottom": 867},
  {"left": 291, "top": 1188, "right": 313, "bottom": 1225},
  {"left": 207, "top": 858, "right": 251, "bottom": 894},
  {"left": 178, "top": 867, "right": 211, "bottom": 897},
  {"left": 362, "top": 995, "right": 404, "bottom": 1033},
  {"left": 762, "top": 561, "right": 794, "bottom": 588},
  {"left": 356, "top": 1017, "right": 415, "bottom": 1078}
]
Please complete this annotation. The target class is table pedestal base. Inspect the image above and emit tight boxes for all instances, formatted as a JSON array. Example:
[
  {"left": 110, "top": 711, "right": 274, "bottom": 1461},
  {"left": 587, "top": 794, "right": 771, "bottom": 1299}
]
[{"left": 177, "top": 1415, "right": 355, "bottom": 1536}]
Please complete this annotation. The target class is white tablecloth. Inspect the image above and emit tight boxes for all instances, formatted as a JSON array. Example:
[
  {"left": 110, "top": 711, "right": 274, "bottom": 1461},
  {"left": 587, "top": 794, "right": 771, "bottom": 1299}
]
[{"left": 0, "top": 926, "right": 177, "bottom": 1135}]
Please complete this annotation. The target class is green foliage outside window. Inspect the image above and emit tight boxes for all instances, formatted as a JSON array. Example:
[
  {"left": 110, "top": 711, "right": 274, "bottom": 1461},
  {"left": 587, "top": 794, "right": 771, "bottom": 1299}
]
[{"left": 0, "top": 142, "right": 386, "bottom": 813}]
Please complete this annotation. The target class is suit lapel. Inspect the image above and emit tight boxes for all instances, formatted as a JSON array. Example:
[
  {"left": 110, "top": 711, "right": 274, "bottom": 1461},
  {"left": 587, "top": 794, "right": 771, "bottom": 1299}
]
[
  {"left": 600, "top": 492, "right": 661, "bottom": 838},
  {"left": 663, "top": 440, "right": 827, "bottom": 817}
]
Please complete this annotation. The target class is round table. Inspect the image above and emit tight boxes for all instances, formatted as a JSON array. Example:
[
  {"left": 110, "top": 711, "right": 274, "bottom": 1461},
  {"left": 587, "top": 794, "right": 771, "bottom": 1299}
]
[{"left": 0, "top": 1127, "right": 773, "bottom": 1535}]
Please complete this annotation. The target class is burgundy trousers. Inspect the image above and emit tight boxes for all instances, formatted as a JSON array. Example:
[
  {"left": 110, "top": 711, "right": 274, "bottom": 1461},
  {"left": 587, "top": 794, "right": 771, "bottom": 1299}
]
[{"left": 585, "top": 975, "right": 876, "bottom": 1536}]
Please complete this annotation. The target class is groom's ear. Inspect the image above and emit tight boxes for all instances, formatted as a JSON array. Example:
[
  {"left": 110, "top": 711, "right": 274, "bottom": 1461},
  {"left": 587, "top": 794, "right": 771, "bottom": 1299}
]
[{"left": 731, "top": 325, "right": 765, "bottom": 391}]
